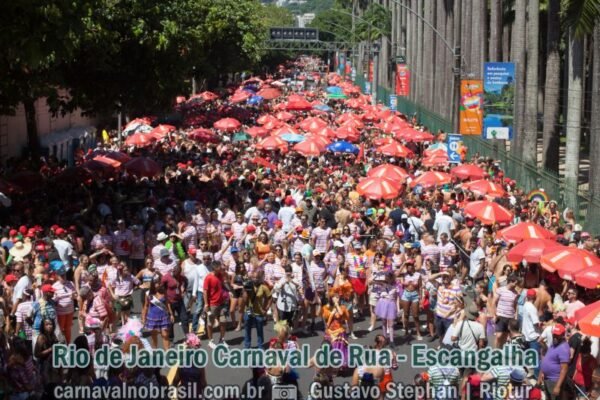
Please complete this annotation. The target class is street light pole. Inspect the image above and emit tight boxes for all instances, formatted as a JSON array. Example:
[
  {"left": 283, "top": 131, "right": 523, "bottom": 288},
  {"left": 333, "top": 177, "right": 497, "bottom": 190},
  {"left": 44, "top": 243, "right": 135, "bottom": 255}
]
[
  {"left": 116, "top": 99, "right": 122, "bottom": 148},
  {"left": 192, "top": 66, "right": 197, "bottom": 96}
]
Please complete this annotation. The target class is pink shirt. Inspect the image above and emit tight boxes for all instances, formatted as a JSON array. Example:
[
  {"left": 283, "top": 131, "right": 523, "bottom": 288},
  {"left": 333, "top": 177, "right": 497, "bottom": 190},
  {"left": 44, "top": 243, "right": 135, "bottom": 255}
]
[
  {"left": 52, "top": 280, "right": 76, "bottom": 315},
  {"left": 566, "top": 300, "right": 585, "bottom": 318}
]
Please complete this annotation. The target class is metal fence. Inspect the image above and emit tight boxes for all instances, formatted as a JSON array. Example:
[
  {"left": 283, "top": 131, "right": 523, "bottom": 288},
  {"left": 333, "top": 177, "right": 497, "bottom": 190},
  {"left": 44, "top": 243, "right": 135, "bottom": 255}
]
[{"left": 350, "top": 75, "right": 600, "bottom": 234}]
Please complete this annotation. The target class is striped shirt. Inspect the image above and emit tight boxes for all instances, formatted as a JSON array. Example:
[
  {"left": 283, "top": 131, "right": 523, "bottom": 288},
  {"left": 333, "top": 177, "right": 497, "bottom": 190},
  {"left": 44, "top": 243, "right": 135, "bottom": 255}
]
[
  {"left": 427, "top": 366, "right": 460, "bottom": 400},
  {"left": 311, "top": 227, "right": 331, "bottom": 253},
  {"left": 309, "top": 262, "right": 327, "bottom": 291},
  {"left": 435, "top": 283, "right": 462, "bottom": 318},
  {"left": 181, "top": 226, "right": 198, "bottom": 250},
  {"left": 15, "top": 300, "right": 33, "bottom": 340},
  {"left": 438, "top": 242, "right": 457, "bottom": 271},
  {"left": 488, "top": 366, "right": 512, "bottom": 400},
  {"left": 264, "top": 263, "right": 285, "bottom": 286},
  {"left": 52, "top": 280, "right": 76, "bottom": 315},
  {"left": 153, "top": 256, "right": 177, "bottom": 276},
  {"left": 111, "top": 274, "right": 140, "bottom": 297},
  {"left": 421, "top": 244, "right": 441, "bottom": 266},
  {"left": 496, "top": 287, "right": 518, "bottom": 318}
]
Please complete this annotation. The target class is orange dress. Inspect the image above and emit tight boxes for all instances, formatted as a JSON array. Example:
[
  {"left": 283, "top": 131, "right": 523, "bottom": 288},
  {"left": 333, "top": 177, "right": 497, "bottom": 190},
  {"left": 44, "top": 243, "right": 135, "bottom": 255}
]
[{"left": 255, "top": 242, "right": 271, "bottom": 260}]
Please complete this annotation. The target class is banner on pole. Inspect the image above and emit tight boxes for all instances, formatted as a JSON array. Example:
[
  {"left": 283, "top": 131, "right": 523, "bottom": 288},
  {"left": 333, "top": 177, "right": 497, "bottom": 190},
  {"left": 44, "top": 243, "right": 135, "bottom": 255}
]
[
  {"left": 369, "top": 60, "right": 374, "bottom": 82},
  {"left": 395, "top": 64, "right": 410, "bottom": 96},
  {"left": 459, "top": 80, "right": 483, "bottom": 135},
  {"left": 345, "top": 60, "right": 351, "bottom": 76},
  {"left": 447, "top": 134, "right": 463, "bottom": 163},
  {"left": 365, "top": 81, "right": 371, "bottom": 95},
  {"left": 483, "top": 62, "right": 515, "bottom": 140},
  {"left": 389, "top": 95, "right": 398, "bottom": 111}
]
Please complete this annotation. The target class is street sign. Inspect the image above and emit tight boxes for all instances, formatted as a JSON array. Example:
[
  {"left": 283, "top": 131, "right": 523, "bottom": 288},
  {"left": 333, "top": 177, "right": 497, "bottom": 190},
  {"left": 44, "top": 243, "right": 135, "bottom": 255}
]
[
  {"left": 389, "top": 95, "right": 397, "bottom": 111},
  {"left": 447, "top": 134, "right": 462, "bottom": 163},
  {"left": 396, "top": 55, "right": 406, "bottom": 64},
  {"left": 269, "top": 28, "right": 318, "bottom": 41}
]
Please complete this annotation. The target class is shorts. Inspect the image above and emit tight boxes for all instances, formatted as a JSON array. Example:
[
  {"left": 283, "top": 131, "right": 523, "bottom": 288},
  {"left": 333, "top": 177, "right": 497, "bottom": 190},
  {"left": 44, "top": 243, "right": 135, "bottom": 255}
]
[
  {"left": 232, "top": 289, "right": 243, "bottom": 299},
  {"left": 495, "top": 316, "right": 512, "bottom": 333},
  {"left": 369, "top": 292, "right": 380, "bottom": 307},
  {"left": 114, "top": 295, "right": 133, "bottom": 312},
  {"left": 401, "top": 290, "right": 419, "bottom": 303},
  {"left": 208, "top": 304, "right": 228, "bottom": 323}
]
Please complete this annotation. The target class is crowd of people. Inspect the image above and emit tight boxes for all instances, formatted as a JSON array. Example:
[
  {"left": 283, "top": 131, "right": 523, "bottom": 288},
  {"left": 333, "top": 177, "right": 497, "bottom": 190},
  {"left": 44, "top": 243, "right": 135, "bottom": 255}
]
[{"left": 1, "top": 56, "right": 600, "bottom": 400}]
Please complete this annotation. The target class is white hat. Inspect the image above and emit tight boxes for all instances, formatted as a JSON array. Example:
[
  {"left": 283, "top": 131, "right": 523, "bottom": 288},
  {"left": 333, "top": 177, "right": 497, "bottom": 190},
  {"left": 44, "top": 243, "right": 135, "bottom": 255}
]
[
  {"left": 333, "top": 240, "right": 344, "bottom": 248},
  {"left": 312, "top": 249, "right": 321, "bottom": 257},
  {"left": 9, "top": 241, "right": 32, "bottom": 261},
  {"left": 156, "top": 232, "right": 168, "bottom": 241},
  {"left": 574, "top": 224, "right": 583, "bottom": 232}
]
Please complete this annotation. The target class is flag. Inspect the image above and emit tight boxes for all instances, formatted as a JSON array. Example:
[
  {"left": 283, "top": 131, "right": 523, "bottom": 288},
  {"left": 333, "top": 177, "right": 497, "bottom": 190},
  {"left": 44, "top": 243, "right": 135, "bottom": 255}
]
[{"left": 102, "top": 129, "right": 110, "bottom": 143}]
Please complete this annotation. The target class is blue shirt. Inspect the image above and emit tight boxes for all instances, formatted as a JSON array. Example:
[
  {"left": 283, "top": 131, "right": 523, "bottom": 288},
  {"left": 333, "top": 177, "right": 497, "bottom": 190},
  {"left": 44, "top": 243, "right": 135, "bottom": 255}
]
[{"left": 540, "top": 341, "right": 570, "bottom": 381}]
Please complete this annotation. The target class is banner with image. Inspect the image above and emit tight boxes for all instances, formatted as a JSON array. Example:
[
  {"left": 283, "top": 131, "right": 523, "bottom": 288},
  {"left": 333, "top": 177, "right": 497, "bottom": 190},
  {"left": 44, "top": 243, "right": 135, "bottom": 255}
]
[
  {"left": 459, "top": 80, "right": 483, "bottom": 135},
  {"left": 395, "top": 64, "right": 410, "bottom": 96},
  {"left": 483, "top": 62, "right": 515, "bottom": 140}
]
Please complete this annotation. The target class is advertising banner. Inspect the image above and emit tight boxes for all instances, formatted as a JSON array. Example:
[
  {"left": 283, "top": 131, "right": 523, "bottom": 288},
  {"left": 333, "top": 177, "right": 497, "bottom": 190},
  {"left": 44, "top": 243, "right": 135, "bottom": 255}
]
[
  {"left": 345, "top": 60, "right": 352, "bottom": 76},
  {"left": 369, "top": 60, "right": 374, "bottom": 82},
  {"left": 395, "top": 64, "right": 410, "bottom": 96},
  {"left": 365, "top": 81, "right": 371, "bottom": 95},
  {"left": 483, "top": 62, "right": 515, "bottom": 140},
  {"left": 459, "top": 80, "right": 483, "bottom": 135}
]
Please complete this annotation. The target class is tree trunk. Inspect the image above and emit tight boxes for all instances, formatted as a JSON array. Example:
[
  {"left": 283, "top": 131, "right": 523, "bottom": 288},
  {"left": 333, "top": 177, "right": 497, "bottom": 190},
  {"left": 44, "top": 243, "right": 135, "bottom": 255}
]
[
  {"left": 461, "top": 0, "right": 472, "bottom": 73},
  {"left": 410, "top": 0, "right": 418, "bottom": 101},
  {"left": 23, "top": 98, "right": 40, "bottom": 157},
  {"left": 451, "top": 0, "right": 461, "bottom": 129},
  {"left": 433, "top": 0, "right": 445, "bottom": 115},
  {"left": 470, "top": 1, "right": 484, "bottom": 78},
  {"left": 489, "top": 0, "right": 503, "bottom": 61},
  {"left": 564, "top": 27, "right": 584, "bottom": 214},
  {"left": 588, "top": 23, "right": 600, "bottom": 230},
  {"left": 522, "top": 0, "right": 539, "bottom": 189},
  {"left": 511, "top": 0, "right": 527, "bottom": 158},
  {"left": 445, "top": 0, "right": 455, "bottom": 121},
  {"left": 416, "top": 0, "right": 424, "bottom": 105},
  {"left": 542, "top": 0, "right": 561, "bottom": 172},
  {"left": 423, "top": 0, "right": 435, "bottom": 112}
]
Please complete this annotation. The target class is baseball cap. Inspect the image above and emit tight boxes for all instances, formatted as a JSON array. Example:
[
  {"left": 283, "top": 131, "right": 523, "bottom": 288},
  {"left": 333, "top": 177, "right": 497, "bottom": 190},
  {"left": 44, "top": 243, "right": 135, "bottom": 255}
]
[
  {"left": 159, "top": 248, "right": 170, "bottom": 257},
  {"left": 188, "top": 246, "right": 197, "bottom": 255},
  {"left": 41, "top": 284, "right": 56, "bottom": 293},
  {"left": 527, "top": 289, "right": 536, "bottom": 298},
  {"left": 4, "top": 274, "right": 17, "bottom": 284},
  {"left": 246, "top": 225, "right": 256, "bottom": 233},
  {"left": 552, "top": 323, "right": 566, "bottom": 336}
]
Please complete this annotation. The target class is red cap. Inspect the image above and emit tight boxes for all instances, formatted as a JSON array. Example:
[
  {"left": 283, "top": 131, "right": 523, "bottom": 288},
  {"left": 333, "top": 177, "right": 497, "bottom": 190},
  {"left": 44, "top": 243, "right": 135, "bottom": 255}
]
[
  {"left": 274, "top": 189, "right": 282, "bottom": 196},
  {"left": 466, "top": 220, "right": 475, "bottom": 227},
  {"left": 224, "top": 230, "right": 233, "bottom": 238},
  {"left": 18, "top": 225, "right": 27, "bottom": 234},
  {"left": 55, "top": 228, "right": 66, "bottom": 236},
  {"left": 4, "top": 274, "right": 17, "bottom": 284},
  {"left": 275, "top": 220, "right": 283, "bottom": 227},
  {"left": 41, "top": 284, "right": 56, "bottom": 294},
  {"left": 246, "top": 225, "right": 256, "bottom": 233},
  {"left": 188, "top": 246, "right": 197, "bottom": 255},
  {"left": 552, "top": 323, "right": 566, "bottom": 336},
  {"left": 257, "top": 199, "right": 265, "bottom": 206},
  {"left": 379, "top": 202, "right": 386, "bottom": 208},
  {"left": 527, "top": 289, "right": 537, "bottom": 298},
  {"left": 9, "top": 229, "right": 17, "bottom": 237},
  {"left": 295, "top": 226, "right": 303, "bottom": 233},
  {"left": 35, "top": 243, "right": 47, "bottom": 252},
  {"left": 441, "top": 205, "right": 449, "bottom": 213},
  {"left": 395, "top": 200, "right": 403, "bottom": 207},
  {"left": 285, "top": 196, "right": 294, "bottom": 206},
  {"left": 50, "top": 224, "right": 59, "bottom": 231}
]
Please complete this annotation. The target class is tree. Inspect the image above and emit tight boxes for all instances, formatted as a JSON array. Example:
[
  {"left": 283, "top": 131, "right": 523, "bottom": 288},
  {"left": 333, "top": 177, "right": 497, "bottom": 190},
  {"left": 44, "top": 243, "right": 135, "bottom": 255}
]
[
  {"left": 0, "top": 0, "right": 99, "bottom": 156},
  {"left": 511, "top": 0, "right": 527, "bottom": 161},
  {"left": 588, "top": 22, "right": 600, "bottom": 230},
  {"left": 542, "top": 0, "right": 561, "bottom": 172},
  {"left": 356, "top": 3, "right": 392, "bottom": 42}
]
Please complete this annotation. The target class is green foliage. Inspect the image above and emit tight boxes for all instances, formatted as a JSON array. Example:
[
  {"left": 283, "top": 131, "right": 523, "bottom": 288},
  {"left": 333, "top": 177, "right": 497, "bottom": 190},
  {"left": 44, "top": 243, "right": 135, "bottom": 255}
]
[
  {"left": 261, "top": 3, "right": 295, "bottom": 27},
  {"left": 560, "top": 0, "right": 600, "bottom": 38},
  {"left": 309, "top": 8, "right": 354, "bottom": 42},
  {"left": 356, "top": 3, "right": 391, "bottom": 41},
  {"left": 284, "top": 0, "right": 334, "bottom": 15}
]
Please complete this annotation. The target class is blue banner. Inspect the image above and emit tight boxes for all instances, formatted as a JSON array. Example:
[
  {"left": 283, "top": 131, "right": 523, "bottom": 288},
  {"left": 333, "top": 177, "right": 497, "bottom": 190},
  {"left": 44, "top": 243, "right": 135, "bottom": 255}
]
[
  {"left": 338, "top": 54, "right": 345, "bottom": 75},
  {"left": 483, "top": 62, "right": 515, "bottom": 140},
  {"left": 447, "top": 134, "right": 462, "bottom": 163},
  {"left": 365, "top": 81, "right": 371, "bottom": 95},
  {"left": 389, "top": 95, "right": 397, "bottom": 111}
]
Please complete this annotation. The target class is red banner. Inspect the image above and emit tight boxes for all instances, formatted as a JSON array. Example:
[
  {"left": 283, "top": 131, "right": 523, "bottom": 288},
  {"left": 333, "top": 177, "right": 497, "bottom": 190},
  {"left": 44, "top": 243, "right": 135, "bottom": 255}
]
[
  {"left": 395, "top": 64, "right": 410, "bottom": 96},
  {"left": 369, "top": 61, "right": 374, "bottom": 82},
  {"left": 459, "top": 79, "right": 484, "bottom": 135},
  {"left": 345, "top": 60, "right": 352, "bottom": 75}
]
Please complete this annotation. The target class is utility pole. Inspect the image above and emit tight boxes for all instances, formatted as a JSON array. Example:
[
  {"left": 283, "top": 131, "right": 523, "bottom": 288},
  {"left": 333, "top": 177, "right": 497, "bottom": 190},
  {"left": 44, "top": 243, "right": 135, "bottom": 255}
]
[
  {"left": 192, "top": 66, "right": 197, "bottom": 96},
  {"left": 372, "top": 41, "right": 380, "bottom": 105},
  {"left": 116, "top": 98, "right": 122, "bottom": 148}
]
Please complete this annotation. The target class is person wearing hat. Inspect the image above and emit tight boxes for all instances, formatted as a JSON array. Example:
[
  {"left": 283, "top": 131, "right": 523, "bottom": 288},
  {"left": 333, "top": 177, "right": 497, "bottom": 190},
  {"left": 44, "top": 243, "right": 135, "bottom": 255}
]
[
  {"left": 14, "top": 288, "right": 35, "bottom": 346},
  {"left": 539, "top": 323, "right": 570, "bottom": 399},
  {"left": 451, "top": 303, "right": 485, "bottom": 352},
  {"left": 480, "top": 366, "right": 527, "bottom": 400},
  {"left": 151, "top": 232, "right": 174, "bottom": 261},
  {"left": 30, "top": 284, "right": 61, "bottom": 347},
  {"left": 166, "top": 231, "right": 186, "bottom": 261},
  {"left": 51, "top": 260, "right": 77, "bottom": 344},
  {"left": 154, "top": 247, "right": 177, "bottom": 276},
  {"left": 9, "top": 240, "right": 32, "bottom": 262},
  {"left": 278, "top": 196, "right": 297, "bottom": 233},
  {"left": 53, "top": 227, "right": 74, "bottom": 270}
]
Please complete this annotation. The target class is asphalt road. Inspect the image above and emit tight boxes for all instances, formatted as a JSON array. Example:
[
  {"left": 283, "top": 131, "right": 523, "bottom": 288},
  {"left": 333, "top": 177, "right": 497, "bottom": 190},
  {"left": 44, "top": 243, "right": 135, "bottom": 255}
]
[{"left": 71, "top": 289, "right": 434, "bottom": 396}]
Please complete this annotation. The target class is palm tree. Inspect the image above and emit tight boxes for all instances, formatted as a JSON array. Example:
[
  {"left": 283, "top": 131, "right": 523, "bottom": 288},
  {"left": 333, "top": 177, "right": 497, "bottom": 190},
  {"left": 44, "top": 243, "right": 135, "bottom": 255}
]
[
  {"left": 522, "top": 0, "right": 540, "bottom": 190},
  {"left": 489, "top": 0, "right": 503, "bottom": 61},
  {"left": 562, "top": 0, "right": 599, "bottom": 213},
  {"left": 588, "top": 22, "right": 600, "bottom": 230},
  {"left": 422, "top": 0, "right": 434, "bottom": 109},
  {"left": 511, "top": 0, "right": 527, "bottom": 160},
  {"left": 542, "top": 0, "right": 561, "bottom": 172}
]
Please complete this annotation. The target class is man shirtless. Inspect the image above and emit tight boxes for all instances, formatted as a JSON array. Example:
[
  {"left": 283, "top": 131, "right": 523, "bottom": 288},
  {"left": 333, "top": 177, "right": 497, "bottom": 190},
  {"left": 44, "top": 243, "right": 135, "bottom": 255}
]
[{"left": 533, "top": 282, "right": 553, "bottom": 316}]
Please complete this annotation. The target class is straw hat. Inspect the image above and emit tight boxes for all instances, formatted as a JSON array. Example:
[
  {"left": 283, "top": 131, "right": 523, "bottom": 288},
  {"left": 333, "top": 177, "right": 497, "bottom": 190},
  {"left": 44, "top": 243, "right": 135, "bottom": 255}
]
[{"left": 9, "top": 241, "right": 32, "bottom": 260}]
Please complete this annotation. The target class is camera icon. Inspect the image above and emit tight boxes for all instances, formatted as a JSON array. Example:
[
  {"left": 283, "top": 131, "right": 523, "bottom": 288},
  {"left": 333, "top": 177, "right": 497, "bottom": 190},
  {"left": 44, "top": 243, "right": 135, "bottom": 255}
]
[{"left": 272, "top": 385, "right": 297, "bottom": 400}]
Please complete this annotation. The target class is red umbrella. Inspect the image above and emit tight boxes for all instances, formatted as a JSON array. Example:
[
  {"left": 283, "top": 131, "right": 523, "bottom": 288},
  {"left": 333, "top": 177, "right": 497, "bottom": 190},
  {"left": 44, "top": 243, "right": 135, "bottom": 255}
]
[
  {"left": 464, "top": 200, "right": 512, "bottom": 225},
  {"left": 229, "top": 91, "right": 252, "bottom": 104},
  {"left": 376, "top": 121, "right": 407, "bottom": 134},
  {"left": 314, "top": 127, "right": 336, "bottom": 138},
  {"left": 299, "top": 117, "right": 328, "bottom": 132},
  {"left": 373, "top": 137, "right": 395, "bottom": 146},
  {"left": 294, "top": 140, "right": 323, "bottom": 157},
  {"left": 341, "top": 118, "right": 365, "bottom": 130},
  {"left": 463, "top": 180, "right": 506, "bottom": 197},
  {"left": 285, "top": 95, "right": 312, "bottom": 111},
  {"left": 346, "top": 99, "right": 363, "bottom": 109},
  {"left": 377, "top": 141, "right": 414, "bottom": 158},
  {"left": 124, "top": 157, "right": 162, "bottom": 177},
  {"left": 93, "top": 155, "right": 121, "bottom": 168},
  {"left": 367, "top": 164, "right": 409, "bottom": 182},
  {"left": 335, "top": 126, "right": 359, "bottom": 141},
  {"left": 246, "top": 126, "right": 269, "bottom": 138},
  {"left": 450, "top": 164, "right": 486, "bottom": 180},
  {"left": 257, "top": 87, "right": 282, "bottom": 100},
  {"left": 336, "top": 113, "right": 361, "bottom": 125},
  {"left": 422, "top": 154, "right": 449, "bottom": 167},
  {"left": 356, "top": 177, "right": 401, "bottom": 200},
  {"left": 410, "top": 171, "right": 453, "bottom": 188},
  {"left": 213, "top": 118, "right": 241, "bottom": 132},
  {"left": 574, "top": 301, "right": 600, "bottom": 337},
  {"left": 361, "top": 111, "right": 380, "bottom": 122},
  {"left": 103, "top": 151, "right": 130, "bottom": 163},
  {"left": 251, "top": 157, "right": 277, "bottom": 170},
  {"left": 188, "top": 128, "right": 219, "bottom": 143},
  {"left": 541, "top": 248, "right": 600, "bottom": 280},
  {"left": 573, "top": 265, "right": 600, "bottom": 289},
  {"left": 498, "top": 222, "right": 556, "bottom": 243},
  {"left": 125, "top": 133, "right": 156, "bottom": 147},
  {"left": 199, "top": 91, "right": 219, "bottom": 101},
  {"left": 396, "top": 128, "right": 435, "bottom": 142},
  {"left": 304, "top": 134, "right": 331, "bottom": 148},
  {"left": 275, "top": 111, "right": 295, "bottom": 122},
  {"left": 256, "top": 136, "right": 287, "bottom": 151},
  {"left": 506, "top": 239, "right": 565, "bottom": 263},
  {"left": 257, "top": 114, "right": 279, "bottom": 126},
  {"left": 148, "top": 124, "right": 176, "bottom": 139},
  {"left": 272, "top": 125, "right": 299, "bottom": 136},
  {"left": 82, "top": 160, "right": 116, "bottom": 178}
]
